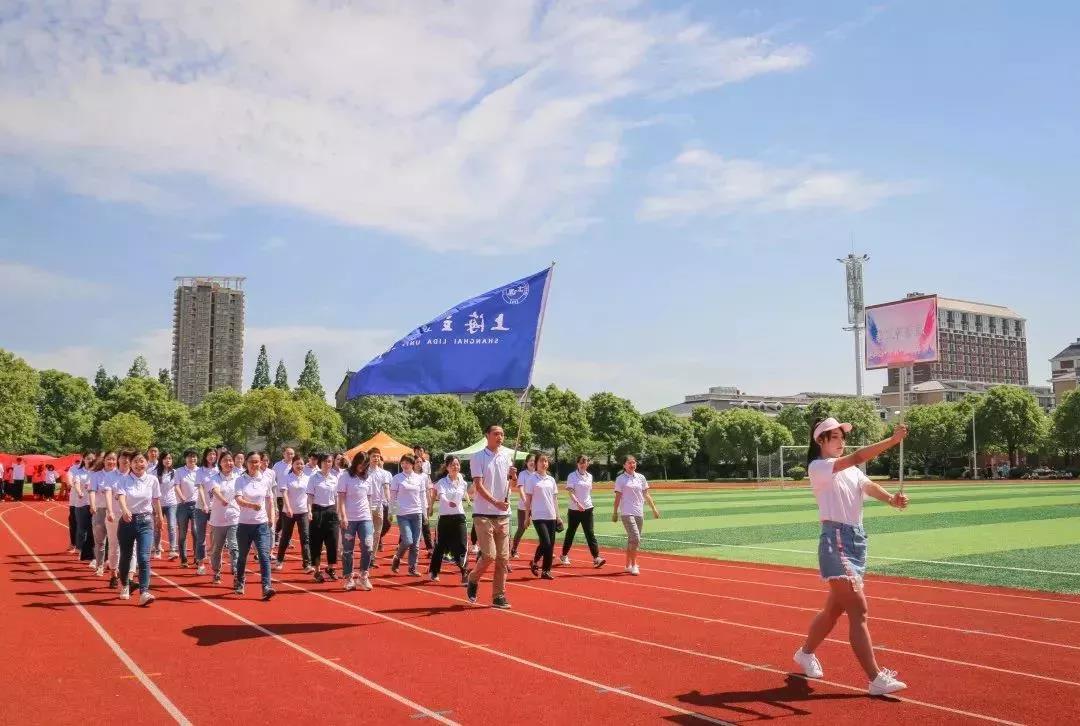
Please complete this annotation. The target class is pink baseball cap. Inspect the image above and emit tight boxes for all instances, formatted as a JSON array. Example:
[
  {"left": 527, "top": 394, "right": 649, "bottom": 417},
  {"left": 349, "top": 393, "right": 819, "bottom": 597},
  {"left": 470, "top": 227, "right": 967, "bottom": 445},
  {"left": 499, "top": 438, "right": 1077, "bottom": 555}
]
[{"left": 813, "top": 417, "right": 853, "bottom": 440}]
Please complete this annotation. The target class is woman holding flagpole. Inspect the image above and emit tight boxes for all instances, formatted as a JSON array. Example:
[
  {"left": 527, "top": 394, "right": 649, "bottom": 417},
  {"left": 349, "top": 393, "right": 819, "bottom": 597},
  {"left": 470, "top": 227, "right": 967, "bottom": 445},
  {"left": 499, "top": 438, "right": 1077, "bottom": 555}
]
[{"left": 792, "top": 417, "right": 910, "bottom": 696}]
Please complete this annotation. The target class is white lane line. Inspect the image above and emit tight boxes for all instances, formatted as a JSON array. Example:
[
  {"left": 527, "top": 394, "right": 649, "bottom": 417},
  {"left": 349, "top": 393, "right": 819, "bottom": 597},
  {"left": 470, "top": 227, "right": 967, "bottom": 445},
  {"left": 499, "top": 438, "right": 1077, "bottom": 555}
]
[
  {"left": 521, "top": 574, "right": 1080, "bottom": 688},
  {"left": 269, "top": 579, "right": 734, "bottom": 725},
  {"left": 1, "top": 508, "right": 192, "bottom": 725},
  {"left": 31, "top": 506, "right": 458, "bottom": 726},
  {"left": 592, "top": 533, "right": 1080, "bottom": 576}
]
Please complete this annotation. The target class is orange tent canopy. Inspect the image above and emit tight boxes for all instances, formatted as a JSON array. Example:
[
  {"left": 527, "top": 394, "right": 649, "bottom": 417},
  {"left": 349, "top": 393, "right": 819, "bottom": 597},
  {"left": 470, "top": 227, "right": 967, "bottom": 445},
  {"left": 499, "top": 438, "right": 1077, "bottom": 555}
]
[{"left": 343, "top": 432, "right": 413, "bottom": 464}]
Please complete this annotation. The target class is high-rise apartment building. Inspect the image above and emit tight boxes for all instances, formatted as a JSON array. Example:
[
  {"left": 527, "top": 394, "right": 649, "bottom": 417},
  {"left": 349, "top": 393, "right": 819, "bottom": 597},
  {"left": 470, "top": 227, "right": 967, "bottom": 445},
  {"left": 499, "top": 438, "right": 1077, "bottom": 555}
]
[{"left": 172, "top": 276, "right": 246, "bottom": 406}]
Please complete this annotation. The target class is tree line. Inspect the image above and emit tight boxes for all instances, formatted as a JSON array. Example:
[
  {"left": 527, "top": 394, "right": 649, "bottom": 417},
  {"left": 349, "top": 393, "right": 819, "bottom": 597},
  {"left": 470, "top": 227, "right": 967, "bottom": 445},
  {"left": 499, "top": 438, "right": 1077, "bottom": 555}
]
[{"left": 3, "top": 345, "right": 1079, "bottom": 479}]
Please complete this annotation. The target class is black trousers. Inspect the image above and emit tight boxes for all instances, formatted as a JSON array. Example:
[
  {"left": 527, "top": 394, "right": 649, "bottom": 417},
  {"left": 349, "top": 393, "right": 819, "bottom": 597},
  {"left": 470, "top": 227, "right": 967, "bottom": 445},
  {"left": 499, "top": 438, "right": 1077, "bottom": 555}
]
[
  {"left": 532, "top": 519, "right": 557, "bottom": 572},
  {"left": 68, "top": 505, "right": 77, "bottom": 547},
  {"left": 275, "top": 497, "right": 284, "bottom": 536},
  {"left": 76, "top": 505, "right": 95, "bottom": 560},
  {"left": 421, "top": 516, "right": 433, "bottom": 549},
  {"left": 429, "top": 514, "right": 467, "bottom": 577},
  {"left": 10, "top": 479, "right": 25, "bottom": 500},
  {"left": 277, "top": 512, "right": 311, "bottom": 567},
  {"left": 562, "top": 507, "right": 599, "bottom": 558},
  {"left": 309, "top": 505, "right": 338, "bottom": 567},
  {"left": 380, "top": 504, "right": 391, "bottom": 545}
]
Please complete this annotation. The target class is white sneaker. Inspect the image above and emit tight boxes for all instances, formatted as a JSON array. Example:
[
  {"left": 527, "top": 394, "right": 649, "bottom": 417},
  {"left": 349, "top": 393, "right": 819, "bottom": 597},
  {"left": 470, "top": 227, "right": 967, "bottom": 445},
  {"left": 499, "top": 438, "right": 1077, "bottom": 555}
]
[
  {"left": 119, "top": 585, "right": 130, "bottom": 600},
  {"left": 88, "top": 559, "right": 97, "bottom": 570},
  {"left": 559, "top": 555, "right": 571, "bottom": 566},
  {"left": 360, "top": 575, "right": 372, "bottom": 591},
  {"left": 630, "top": 565, "right": 640, "bottom": 576},
  {"left": 624, "top": 564, "right": 633, "bottom": 573},
  {"left": 139, "top": 592, "right": 155, "bottom": 607},
  {"left": 274, "top": 562, "right": 285, "bottom": 572},
  {"left": 95, "top": 566, "right": 104, "bottom": 577},
  {"left": 793, "top": 648, "right": 824, "bottom": 678},
  {"left": 471, "top": 545, "right": 480, "bottom": 555},
  {"left": 344, "top": 577, "right": 356, "bottom": 592},
  {"left": 196, "top": 564, "right": 206, "bottom": 576},
  {"left": 869, "top": 669, "right": 907, "bottom": 696}
]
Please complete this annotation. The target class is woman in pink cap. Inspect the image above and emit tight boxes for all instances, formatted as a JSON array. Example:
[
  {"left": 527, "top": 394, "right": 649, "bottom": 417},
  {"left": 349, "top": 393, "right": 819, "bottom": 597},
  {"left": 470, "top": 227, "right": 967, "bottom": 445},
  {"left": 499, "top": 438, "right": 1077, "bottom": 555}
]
[{"left": 792, "top": 416, "right": 911, "bottom": 697}]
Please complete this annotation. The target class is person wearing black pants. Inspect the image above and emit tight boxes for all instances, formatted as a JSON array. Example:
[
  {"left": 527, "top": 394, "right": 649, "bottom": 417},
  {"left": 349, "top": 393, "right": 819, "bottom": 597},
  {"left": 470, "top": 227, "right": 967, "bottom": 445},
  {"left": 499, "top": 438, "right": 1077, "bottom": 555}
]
[
  {"left": 306, "top": 454, "right": 339, "bottom": 582},
  {"left": 524, "top": 454, "right": 560, "bottom": 580},
  {"left": 276, "top": 456, "right": 313, "bottom": 572},
  {"left": 561, "top": 455, "right": 606, "bottom": 568},
  {"left": 509, "top": 453, "right": 536, "bottom": 559},
  {"left": 428, "top": 456, "right": 469, "bottom": 583}
]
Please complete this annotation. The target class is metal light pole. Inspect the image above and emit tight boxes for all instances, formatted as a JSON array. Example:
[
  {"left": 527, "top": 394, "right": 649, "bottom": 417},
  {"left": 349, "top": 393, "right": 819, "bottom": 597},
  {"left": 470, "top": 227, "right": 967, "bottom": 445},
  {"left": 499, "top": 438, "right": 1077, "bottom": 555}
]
[
  {"left": 839, "top": 254, "right": 869, "bottom": 396},
  {"left": 972, "top": 408, "right": 978, "bottom": 479}
]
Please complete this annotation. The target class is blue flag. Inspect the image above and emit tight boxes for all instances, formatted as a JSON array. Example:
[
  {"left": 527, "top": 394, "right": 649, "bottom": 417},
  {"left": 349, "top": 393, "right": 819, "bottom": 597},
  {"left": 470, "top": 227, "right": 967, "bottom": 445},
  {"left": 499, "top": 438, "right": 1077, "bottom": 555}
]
[{"left": 347, "top": 266, "right": 554, "bottom": 398}]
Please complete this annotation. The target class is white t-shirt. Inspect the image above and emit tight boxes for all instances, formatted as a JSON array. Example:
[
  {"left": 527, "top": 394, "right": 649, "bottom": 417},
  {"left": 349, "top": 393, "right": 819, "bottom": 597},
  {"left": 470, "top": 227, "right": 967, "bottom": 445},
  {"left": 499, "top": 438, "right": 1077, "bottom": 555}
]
[
  {"left": 435, "top": 475, "right": 468, "bottom": 516},
  {"left": 368, "top": 467, "right": 391, "bottom": 507},
  {"left": 173, "top": 465, "right": 200, "bottom": 504},
  {"left": 208, "top": 471, "right": 241, "bottom": 527},
  {"left": 808, "top": 458, "right": 870, "bottom": 527},
  {"left": 260, "top": 468, "right": 277, "bottom": 496},
  {"left": 158, "top": 470, "right": 178, "bottom": 507},
  {"left": 421, "top": 460, "right": 432, "bottom": 477},
  {"left": 566, "top": 470, "right": 594, "bottom": 511},
  {"left": 524, "top": 473, "right": 559, "bottom": 520},
  {"left": 73, "top": 466, "right": 92, "bottom": 507},
  {"left": 336, "top": 473, "right": 374, "bottom": 522},
  {"left": 13, "top": 463, "right": 25, "bottom": 480},
  {"left": 46, "top": 470, "right": 57, "bottom": 484},
  {"left": 195, "top": 466, "right": 217, "bottom": 510},
  {"left": 278, "top": 470, "right": 310, "bottom": 514},
  {"left": 614, "top": 472, "right": 649, "bottom": 517},
  {"left": 516, "top": 470, "right": 536, "bottom": 511},
  {"left": 390, "top": 472, "right": 426, "bottom": 516},
  {"left": 92, "top": 469, "right": 122, "bottom": 509},
  {"left": 67, "top": 466, "right": 82, "bottom": 506},
  {"left": 116, "top": 473, "right": 160, "bottom": 515},
  {"left": 306, "top": 471, "right": 338, "bottom": 507},
  {"left": 235, "top": 472, "right": 272, "bottom": 525},
  {"left": 469, "top": 448, "right": 512, "bottom": 516},
  {"left": 272, "top": 459, "right": 292, "bottom": 485}
]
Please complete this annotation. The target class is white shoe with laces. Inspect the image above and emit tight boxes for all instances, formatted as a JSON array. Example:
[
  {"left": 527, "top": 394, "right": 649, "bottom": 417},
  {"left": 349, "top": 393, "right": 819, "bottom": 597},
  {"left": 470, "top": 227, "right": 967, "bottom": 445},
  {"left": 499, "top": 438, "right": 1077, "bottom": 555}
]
[
  {"left": 196, "top": 564, "right": 206, "bottom": 576},
  {"left": 360, "top": 574, "right": 373, "bottom": 591},
  {"left": 630, "top": 565, "right": 640, "bottom": 576},
  {"left": 344, "top": 576, "right": 356, "bottom": 592},
  {"left": 274, "top": 562, "right": 285, "bottom": 572},
  {"left": 869, "top": 669, "right": 907, "bottom": 696},
  {"left": 559, "top": 555, "right": 571, "bottom": 566},
  {"left": 793, "top": 648, "right": 824, "bottom": 678},
  {"left": 119, "top": 585, "right": 130, "bottom": 600},
  {"left": 89, "top": 559, "right": 97, "bottom": 570},
  {"left": 139, "top": 591, "right": 155, "bottom": 607}
]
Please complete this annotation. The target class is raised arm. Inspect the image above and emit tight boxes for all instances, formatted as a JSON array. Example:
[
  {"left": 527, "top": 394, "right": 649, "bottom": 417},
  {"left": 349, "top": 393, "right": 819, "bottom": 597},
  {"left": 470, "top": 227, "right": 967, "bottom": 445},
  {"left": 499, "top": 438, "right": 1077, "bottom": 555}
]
[{"left": 832, "top": 425, "right": 908, "bottom": 474}]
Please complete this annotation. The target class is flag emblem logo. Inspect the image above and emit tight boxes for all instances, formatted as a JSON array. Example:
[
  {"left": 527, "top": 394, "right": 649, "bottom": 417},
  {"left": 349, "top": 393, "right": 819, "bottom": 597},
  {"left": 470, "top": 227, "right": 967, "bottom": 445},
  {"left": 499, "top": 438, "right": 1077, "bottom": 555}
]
[{"left": 502, "top": 283, "right": 530, "bottom": 305}]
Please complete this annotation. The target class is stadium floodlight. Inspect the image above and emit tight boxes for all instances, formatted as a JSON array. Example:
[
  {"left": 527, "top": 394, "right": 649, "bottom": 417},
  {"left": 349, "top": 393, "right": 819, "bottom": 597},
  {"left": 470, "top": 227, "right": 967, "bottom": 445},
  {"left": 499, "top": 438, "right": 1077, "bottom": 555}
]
[{"left": 838, "top": 253, "right": 869, "bottom": 396}]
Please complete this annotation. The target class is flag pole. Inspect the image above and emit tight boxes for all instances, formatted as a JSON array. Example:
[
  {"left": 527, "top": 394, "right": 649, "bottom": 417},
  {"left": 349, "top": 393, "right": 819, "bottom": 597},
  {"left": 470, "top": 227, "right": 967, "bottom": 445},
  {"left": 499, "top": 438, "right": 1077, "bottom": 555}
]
[{"left": 512, "top": 262, "right": 555, "bottom": 457}]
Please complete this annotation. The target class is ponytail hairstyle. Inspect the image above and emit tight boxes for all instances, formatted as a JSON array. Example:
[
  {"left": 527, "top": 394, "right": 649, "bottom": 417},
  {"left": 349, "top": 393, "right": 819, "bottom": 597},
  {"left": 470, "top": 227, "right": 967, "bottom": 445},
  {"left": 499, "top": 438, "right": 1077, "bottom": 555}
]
[
  {"left": 347, "top": 451, "right": 369, "bottom": 478},
  {"left": 807, "top": 418, "right": 825, "bottom": 465}
]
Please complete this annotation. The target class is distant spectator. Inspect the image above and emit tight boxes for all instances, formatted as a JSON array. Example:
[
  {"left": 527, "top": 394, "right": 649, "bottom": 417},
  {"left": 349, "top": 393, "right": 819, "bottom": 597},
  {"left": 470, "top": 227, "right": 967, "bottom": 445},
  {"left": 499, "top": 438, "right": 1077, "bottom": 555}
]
[
  {"left": 44, "top": 464, "right": 58, "bottom": 500},
  {"left": 12, "top": 458, "right": 26, "bottom": 501}
]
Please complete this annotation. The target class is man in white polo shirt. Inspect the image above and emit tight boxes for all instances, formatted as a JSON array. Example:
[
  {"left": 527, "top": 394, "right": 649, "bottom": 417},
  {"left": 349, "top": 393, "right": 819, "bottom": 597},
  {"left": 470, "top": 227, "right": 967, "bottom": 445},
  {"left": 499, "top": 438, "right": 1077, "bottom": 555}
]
[{"left": 466, "top": 425, "right": 515, "bottom": 609}]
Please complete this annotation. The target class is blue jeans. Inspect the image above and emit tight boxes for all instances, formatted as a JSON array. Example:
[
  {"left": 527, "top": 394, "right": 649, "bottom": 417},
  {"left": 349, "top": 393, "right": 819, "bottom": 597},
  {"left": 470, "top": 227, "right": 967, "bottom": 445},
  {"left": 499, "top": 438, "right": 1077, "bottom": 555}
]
[
  {"left": 342, "top": 519, "right": 374, "bottom": 577},
  {"left": 235, "top": 522, "right": 273, "bottom": 595},
  {"left": 394, "top": 513, "right": 422, "bottom": 571},
  {"left": 175, "top": 502, "right": 197, "bottom": 564},
  {"left": 154, "top": 504, "right": 177, "bottom": 553},
  {"left": 118, "top": 514, "right": 154, "bottom": 594}
]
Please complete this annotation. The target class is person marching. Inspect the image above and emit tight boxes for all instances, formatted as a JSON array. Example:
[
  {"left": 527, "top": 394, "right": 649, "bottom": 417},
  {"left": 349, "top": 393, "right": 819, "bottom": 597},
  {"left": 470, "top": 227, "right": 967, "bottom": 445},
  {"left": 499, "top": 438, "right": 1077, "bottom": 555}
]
[
  {"left": 306, "top": 454, "right": 340, "bottom": 583},
  {"left": 389, "top": 454, "right": 427, "bottom": 577},
  {"left": 193, "top": 448, "right": 219, "bottom": 576},
  {"left": 560, "top": 455, "right": 605, "bottom": 568},
  {"left": 152, "top": 452, "right": 178, "bottom": 560},
  {"left": 114, "top": 452, "right": 164, "bottom": 606},
  {"left": 233, "top": 451, "right": 277, "bottom": 600},
  {"left": 792, "top": 418, "right": 911, "bottom": 697},
  {"left": 72, "top": 452, "right": 96, "bottom": 562},
  {"left": 413, "top": 445, "right": 435, "bottom": 554},
  {"left": 207, "top": 451, "right": 241, "bottom": 586},
  {"left": 272, "top": 446, "right": 295, "bottom": 543},
  {"left": 428, "top": 456, "right": 470, "bottom": 584},
  {"left": 612, "top": 455, "right": 660, "bottom": 576},
  {"left": 367, "top": 448, "right": 392, "bottom": 566},
  {"left": 173, "top": 450, "right": 200, "bottom": 567},
  {"left": 336, "top": 452, "right": 376, "bottom": 592},
  {"left": 87, "top": 452, "right": 115, "bottom": 579},
  {"left": 276, "top": 456, "right": 313, "bottom": 573},
  {"left": 509, "top": 453, "right": 536, "bottom": 561},
  {"left": 524, "top": 454, "right": 561, "bottom": 580},
  {"left": 465, "top": 425, "right": 514, "bottom": 609}
]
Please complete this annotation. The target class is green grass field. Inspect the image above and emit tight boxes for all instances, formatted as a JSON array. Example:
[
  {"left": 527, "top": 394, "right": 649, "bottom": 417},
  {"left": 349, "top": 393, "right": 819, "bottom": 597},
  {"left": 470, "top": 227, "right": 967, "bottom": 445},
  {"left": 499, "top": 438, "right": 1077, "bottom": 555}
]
[{"left": 573, "top": 481, "right": 1080, "bottom": 594}]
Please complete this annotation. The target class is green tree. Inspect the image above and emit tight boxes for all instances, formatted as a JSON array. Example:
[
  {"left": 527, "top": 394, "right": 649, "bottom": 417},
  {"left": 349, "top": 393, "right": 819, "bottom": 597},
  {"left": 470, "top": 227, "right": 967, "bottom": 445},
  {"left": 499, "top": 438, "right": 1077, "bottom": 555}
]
[
  {"left": 702, "top": 409, "right": 792, "bottom": 475},
  {"left": 0, "top": 349, "right": 41, "bottom": 452},
  {"left": 98, "top": 412, "right": 154, "bottom": 451},
  {"left": 296, "top": 350, "right": 325, "bottom": 398},
  {"left": 235, "top": 388, "right": 311, "bottom": 454},
  {"left": 688, "top": 406, "right": 720, "bottom": 443},
  {"left": 190, "top": 387, "right": 248, "bottom": 451},
  {"left": 340, "top": 395, "right": 410, "bottom": 444},
  {"left": 126, "top": 355, "right": 150, "bottom": 379},
  {"left": 294, "top": 390, "right": 347, "bottom": 453},
  {"left": 469, "top": 390, "right": 530, "bottom": 445},
  {"left": 904, "top": 403, "right": 968, "bottom": 475},
  {"left": 36, "top": 370, "right": 98, "bottom": 454},
  {"left": 99, "top": 377, "right": 191, "bottom": 451},
  {"left": 93, "top": 365, "right": 119, "bottom": 398},
  {"left": 976, "top": 385, "right": 1046, "bottom": 465},
  {"left": 274, "top": 360, "right": 290, "bottom": 390},
  {"left": 157, "top": 368, "right": 172, "bottom": 391},
  {"left": 1053, "top": 389, "right": 1080, "bottom": 463},
  {"left": 529, "top": 384, "right": 590, "bottom": 477},
  {"left": 404, "top": 395, "right": 481, "bottom": 454},
  {"left": 805, "top": 397, "right": 884, "bottom": 447},
  {"left": 251, "top": 345, "right": 272, "bottom": 389},
  {"left": 776, "top": 406, "right": 811, "bottom": 446},
  {"left": 642, "top": 409, "right": 698, "bottom": 479},
  {"left": 586, "top": 392, "right": 645, "bottom": 468}
]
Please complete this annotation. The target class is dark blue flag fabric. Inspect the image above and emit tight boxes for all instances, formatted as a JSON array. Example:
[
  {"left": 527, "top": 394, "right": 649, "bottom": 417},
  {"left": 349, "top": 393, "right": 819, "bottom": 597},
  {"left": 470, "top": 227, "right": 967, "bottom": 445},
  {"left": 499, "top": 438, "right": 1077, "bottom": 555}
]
[{"left": 347, "top": 266, "right": 553, "bottom": 398}]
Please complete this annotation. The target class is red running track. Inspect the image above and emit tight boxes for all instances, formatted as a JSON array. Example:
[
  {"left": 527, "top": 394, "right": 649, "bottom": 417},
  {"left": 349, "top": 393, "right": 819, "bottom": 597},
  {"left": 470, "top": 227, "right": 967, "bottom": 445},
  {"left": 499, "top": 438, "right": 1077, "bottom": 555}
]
[{"left": 2, "top": 501, "right": 1077, "bottom": 725}]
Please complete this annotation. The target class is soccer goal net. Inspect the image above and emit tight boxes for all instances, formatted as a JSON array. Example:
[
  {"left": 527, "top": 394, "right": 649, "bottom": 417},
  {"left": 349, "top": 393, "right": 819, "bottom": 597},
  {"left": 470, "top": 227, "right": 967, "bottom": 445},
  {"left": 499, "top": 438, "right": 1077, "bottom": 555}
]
[{"left": 756, "top": 445, "right": 860, "bottom": 489}]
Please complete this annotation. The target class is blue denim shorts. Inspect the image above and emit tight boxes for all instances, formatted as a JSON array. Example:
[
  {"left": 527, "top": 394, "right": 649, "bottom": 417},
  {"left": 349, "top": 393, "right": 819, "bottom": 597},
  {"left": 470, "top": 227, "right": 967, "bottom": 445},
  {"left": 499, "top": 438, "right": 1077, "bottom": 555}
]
[{"left": 818, "top": 520, "right": 867, "bottom": 586}]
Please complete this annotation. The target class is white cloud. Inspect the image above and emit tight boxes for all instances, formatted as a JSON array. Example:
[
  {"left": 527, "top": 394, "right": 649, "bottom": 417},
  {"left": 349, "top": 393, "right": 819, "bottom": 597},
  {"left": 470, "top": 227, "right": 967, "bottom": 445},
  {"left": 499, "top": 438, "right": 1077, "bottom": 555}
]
[
  {"left": 16, "top": 328, "right": 173, "bottom": 381},
  {"left": 0, "top": 1, "right": 809, "bottom": 252},
  {"left": 638, "top": 148, "right": 914, "bottom": 221},
  {"left": 0, "top": 260, "right": 106, "bottom": 298}
]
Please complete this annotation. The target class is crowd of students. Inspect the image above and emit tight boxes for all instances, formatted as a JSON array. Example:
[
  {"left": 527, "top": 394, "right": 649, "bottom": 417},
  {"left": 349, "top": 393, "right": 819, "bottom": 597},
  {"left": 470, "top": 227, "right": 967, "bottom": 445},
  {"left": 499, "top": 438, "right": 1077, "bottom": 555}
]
[{"left": 48, "top": 415, "right": 911, "bottom": 696}]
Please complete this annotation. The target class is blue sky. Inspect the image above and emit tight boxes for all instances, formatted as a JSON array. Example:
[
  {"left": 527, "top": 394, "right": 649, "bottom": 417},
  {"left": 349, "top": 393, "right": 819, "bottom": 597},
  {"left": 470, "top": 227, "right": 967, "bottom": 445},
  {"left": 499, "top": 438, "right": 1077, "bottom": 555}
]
[{"left": 2, "top": 1, "right": 1077, "bottom": 412}]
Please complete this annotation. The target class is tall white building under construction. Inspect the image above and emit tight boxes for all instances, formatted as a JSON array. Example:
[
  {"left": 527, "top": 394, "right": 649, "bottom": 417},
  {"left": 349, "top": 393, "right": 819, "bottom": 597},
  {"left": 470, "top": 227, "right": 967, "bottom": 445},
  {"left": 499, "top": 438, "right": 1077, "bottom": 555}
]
[{"left": 171, "top": 276, "right": 246, "bottom": 405}]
